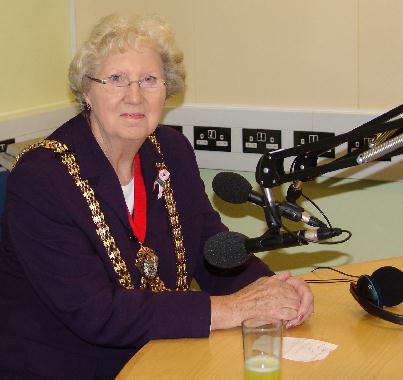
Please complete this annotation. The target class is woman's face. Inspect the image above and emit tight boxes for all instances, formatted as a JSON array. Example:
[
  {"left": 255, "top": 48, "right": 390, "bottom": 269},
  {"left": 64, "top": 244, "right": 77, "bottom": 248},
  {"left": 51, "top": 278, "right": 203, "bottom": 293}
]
[{"left": 84, "top": 45, "right": 166, "bottom": 147}]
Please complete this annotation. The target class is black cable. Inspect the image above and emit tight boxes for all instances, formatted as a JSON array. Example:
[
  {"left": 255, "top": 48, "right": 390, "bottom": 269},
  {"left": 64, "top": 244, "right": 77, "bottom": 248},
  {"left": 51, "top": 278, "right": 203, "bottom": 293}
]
[
  {"left": 266, "top": 202, "right": 351, "bottom": 246},
  {"left": 305, "top": 265, "right": 360, "bottom": 283},
  {"left": 265, "top": 171, "right": 351, "bottom": 245},
  {"left": 301, "top": 192, "right": 332, "bottom": 228},
  {"left": 288, "top": 160, "right": 332, "bottom": 229},
  {"left": 318, "top": 229, "right": 352, "bottom": 245},
  {"left": 290, "top": 157, "right": 297, "bottom": 173},
  {"left": 266, "top": 203, "right": 312, "bottom": 245},
  {"left": 285, "top": 147, "right": 353, "bottom": 246},
  {"left": 306, "top": 279, "right": 354, "bottom": 283},
  {"left": 299, "top": 191, "right": 352, "bottom": 244},
  {"left": 310, "top": 266, "right": 360, "bottom": 278},
  {"left": 263, "top": 162, "right": 316, "bottom": 245}
]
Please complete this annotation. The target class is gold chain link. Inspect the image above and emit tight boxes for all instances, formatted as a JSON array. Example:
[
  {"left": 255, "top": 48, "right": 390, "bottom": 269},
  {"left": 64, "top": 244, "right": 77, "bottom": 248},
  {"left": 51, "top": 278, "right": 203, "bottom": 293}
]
[
  {"left": 13, "top": 135, "right": 189, "bottom": 292},
  {"left": 148, "top": 134, "right": 189, "bottom": 291}
]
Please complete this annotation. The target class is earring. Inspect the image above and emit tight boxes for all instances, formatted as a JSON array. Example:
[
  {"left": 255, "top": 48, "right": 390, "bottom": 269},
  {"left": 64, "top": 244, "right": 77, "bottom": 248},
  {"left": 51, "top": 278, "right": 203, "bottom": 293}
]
[{"left": 85, "top": 102, "right": 91, "bottom": 111}]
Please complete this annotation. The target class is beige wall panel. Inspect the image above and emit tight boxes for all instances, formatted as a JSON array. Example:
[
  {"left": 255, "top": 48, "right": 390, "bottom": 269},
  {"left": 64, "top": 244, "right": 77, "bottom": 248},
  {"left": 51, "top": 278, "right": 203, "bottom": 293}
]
[
  {"left": 358, "top": 0, "right": 403, "bottom": 109},
  {"left": 0, "top": 1, "right": 71, "bottom": 118},
  {"left": 75, "top": 0, "right": 195, "bottom": 105},
  {"left": 75, "top": 0, "right": 403, "bottom": 110},
  {"left": 193, "top": 0, "right": 358, "bottom": 108}
]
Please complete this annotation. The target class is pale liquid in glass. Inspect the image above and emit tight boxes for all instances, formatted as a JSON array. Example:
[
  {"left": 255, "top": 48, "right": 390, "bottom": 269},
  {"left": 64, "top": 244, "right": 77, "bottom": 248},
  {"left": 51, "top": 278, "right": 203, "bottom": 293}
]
[{"left": 244, "top": 355, "right": 280, "bottom": 380}]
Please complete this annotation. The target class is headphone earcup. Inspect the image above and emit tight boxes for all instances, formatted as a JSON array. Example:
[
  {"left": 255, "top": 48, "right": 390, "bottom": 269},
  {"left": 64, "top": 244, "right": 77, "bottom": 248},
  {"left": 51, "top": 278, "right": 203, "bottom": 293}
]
[
  {"left": 350, "top": 266, "right": 403, "bottom": 325},
  {"left": 370, "top": 266, "right": 403, "bottom": 307},
  {"left": 356, "top": 275, "right": 383, "bottom": 307}
]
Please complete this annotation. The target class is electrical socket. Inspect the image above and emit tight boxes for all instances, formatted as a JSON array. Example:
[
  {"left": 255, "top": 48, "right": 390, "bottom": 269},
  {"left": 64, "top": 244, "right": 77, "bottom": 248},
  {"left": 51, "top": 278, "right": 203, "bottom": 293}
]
[
  {"left": 0, "top": 138, "right": 15, "bottom": 153},
  {"left": 161, "top": 124, "right": 183, "bottom": 133},
  {"left": 294, "top": 131, "right": 335, "bottom": 158},
  {"left": 242, "top": 128, "right": 281, "bottom": 154},
  {"left": 348, "top": 135, "right": 391, "bottom": 161},
  {"left": 193, "top": 126, "right": 231, "bottom": 152}
]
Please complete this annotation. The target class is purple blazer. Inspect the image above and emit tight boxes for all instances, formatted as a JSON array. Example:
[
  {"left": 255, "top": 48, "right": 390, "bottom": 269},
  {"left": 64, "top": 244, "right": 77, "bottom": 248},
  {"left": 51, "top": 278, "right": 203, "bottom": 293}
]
[{"left": 0, "top": 113, "right": 272, "bottom": 379}]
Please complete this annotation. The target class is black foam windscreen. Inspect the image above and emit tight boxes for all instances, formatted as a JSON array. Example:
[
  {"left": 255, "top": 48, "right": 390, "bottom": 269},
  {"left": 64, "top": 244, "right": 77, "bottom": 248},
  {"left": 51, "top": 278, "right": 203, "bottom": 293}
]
[
  {"left": 212, "top": 172, "right": 252, "bottom": 204},
  {"left": 204, "top": 231, "right": 250, "bottom": 269},
  {"left": 370, "top": 266, "right": 403, "bottom": 307}
]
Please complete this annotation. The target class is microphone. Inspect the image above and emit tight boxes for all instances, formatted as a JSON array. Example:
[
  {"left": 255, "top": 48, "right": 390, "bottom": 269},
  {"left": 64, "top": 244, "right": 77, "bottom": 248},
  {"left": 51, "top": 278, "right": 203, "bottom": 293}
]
[
  {"left": 212, "top": 172, "right": 326, "bottom": 227},
  {"left": 212, "top": 171, "right": 263, "bottom": 205},
  {"left": 204, "top": 228, "right": 343, "bottom": 269}
]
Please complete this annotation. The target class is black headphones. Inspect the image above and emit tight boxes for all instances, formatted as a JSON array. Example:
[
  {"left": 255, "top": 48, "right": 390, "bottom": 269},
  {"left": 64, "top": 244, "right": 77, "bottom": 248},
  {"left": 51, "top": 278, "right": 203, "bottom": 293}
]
[{"left": 350, "top": 266, "right": 403, "bottom": 325}]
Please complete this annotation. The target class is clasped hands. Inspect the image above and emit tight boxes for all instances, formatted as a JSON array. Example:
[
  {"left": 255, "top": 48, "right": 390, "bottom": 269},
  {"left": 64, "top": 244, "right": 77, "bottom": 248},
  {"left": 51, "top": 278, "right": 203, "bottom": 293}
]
[{"left": 211, "top": 272, "right": 314, "bottom": 331}]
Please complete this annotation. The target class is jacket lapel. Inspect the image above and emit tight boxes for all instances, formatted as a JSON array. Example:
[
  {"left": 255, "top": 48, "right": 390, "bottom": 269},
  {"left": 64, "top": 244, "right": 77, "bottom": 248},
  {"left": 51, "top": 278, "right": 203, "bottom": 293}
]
[
  {"left": 67, "top": 116, "right": 131, "bottom": 231},
  {"left": 139, "top": 136, "right": 161, "bottom": 219}
]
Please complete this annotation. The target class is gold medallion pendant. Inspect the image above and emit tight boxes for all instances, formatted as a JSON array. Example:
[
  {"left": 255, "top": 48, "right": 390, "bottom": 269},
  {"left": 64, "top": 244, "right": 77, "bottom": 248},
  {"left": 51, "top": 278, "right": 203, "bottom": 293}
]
[{"left": 135, "top": 245, "right": 167, "bottom": 292}]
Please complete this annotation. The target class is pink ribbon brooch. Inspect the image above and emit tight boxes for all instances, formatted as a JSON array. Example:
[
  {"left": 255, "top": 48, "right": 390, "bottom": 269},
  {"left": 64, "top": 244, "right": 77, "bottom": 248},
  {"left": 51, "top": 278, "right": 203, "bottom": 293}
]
[{"left": 153, "top": 168, "right": 170, "bottom": 199}]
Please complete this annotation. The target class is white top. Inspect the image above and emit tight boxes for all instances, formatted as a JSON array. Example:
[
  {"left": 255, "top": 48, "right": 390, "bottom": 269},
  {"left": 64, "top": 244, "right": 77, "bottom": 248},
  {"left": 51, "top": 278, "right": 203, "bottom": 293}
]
[{"left": 122, "top": 177, "right": 134, "bottom": 215}]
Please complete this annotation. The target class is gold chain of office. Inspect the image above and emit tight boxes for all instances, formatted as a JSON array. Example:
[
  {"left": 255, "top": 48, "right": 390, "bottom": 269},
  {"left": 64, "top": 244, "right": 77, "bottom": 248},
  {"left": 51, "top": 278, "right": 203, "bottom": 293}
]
[{"left": 13, "top": 136, "right": 189, "bottom": 292}]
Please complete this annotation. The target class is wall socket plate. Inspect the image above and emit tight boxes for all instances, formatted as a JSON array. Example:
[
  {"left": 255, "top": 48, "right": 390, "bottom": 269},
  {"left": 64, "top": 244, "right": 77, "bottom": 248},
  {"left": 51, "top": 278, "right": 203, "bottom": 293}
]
[
  {"left": 242, "top": 128, "right": 282, "bottom": 154},
  {"left": 294, "top": 131, "right": 336, "bottom": 158},
  {"left": 161, "top": 124, "right": 183, "bottom": 133},
  {"left": 0, "top": 138, "right": 15, "bottom": 153},
  {"left": 193, "top": 126, "right": 231, "bottom": 152},
  {"left": 347, "top": 135, "right": 391, "bottom": 161}
]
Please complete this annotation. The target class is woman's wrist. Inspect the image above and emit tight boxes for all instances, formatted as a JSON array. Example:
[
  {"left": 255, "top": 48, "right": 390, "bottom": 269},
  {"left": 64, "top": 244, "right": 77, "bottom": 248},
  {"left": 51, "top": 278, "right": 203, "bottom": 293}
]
[{"left": 210, "top": 295, "right": 239, "bottom": 331}]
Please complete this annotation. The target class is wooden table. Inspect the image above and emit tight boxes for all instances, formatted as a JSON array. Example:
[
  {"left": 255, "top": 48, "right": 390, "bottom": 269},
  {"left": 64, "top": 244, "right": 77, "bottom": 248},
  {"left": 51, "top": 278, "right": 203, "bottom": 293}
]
[{"left": 117, "top": 257, "right": 403, "bottom": 379}]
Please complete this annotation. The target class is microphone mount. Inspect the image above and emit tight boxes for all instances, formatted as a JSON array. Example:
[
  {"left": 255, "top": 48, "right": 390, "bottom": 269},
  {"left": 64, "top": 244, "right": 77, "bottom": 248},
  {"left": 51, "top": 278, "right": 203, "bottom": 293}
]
[
  {"left": 256, "top": 104, "right": 403, "bottom": 189},
  {"left": 245, "top": 227, "right": 343, "bottom": 254},
  {"left": 254, "top": 104, "right": 402, "bottom": 244},
  {"left": 210, "top": 104, "right": 402, "bottom": 258}
]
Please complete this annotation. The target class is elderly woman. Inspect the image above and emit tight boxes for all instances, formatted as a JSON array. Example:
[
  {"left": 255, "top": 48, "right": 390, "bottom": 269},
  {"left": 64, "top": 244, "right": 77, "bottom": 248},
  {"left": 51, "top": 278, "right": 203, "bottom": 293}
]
[{"left": 0, "top": 14, "right": 313, "bottom": 379}]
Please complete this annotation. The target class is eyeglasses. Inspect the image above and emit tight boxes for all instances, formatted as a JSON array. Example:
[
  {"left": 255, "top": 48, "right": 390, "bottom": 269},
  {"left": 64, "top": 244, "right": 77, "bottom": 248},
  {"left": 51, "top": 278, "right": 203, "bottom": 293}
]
[{"left": 86, "top": 73, "right": 166, "bottom": 90}]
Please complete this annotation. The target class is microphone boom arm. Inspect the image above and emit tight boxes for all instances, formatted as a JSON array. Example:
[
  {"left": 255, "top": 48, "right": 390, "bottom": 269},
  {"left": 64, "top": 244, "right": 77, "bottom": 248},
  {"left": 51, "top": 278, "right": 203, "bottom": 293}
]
[{"left": 256, "top": 104, "right": 403, "bottom": 189}]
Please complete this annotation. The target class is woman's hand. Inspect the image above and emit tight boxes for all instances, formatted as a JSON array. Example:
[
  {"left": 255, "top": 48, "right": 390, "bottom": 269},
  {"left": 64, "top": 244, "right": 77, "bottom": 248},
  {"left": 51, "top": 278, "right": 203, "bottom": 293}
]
[
  {"left": 210, "top": 274, "right": 311, "bottom": 331},
  {"left": 282, "top": 274, "right": 314, "bottom": 328}
]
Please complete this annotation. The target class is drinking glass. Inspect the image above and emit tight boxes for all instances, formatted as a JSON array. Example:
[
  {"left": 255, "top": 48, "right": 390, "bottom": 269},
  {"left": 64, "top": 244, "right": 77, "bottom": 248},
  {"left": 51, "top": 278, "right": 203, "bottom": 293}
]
[{"left": 242, "top": 318, "right": 282, "bottom": 380}]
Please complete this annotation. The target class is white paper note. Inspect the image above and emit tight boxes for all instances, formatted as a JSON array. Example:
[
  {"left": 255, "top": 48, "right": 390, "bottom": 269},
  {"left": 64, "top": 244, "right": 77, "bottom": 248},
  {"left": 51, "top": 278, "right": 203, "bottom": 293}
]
[{"left": 282, "top": 337, "right": 338, "bottom": 362}]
